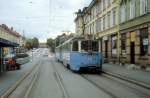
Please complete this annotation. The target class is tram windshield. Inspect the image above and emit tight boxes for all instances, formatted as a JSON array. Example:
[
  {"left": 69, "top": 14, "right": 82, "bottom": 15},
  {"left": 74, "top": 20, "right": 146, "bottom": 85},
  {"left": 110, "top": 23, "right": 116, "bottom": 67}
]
[{"left": 81, "top": 40, "right": 98, "bottom": 52}]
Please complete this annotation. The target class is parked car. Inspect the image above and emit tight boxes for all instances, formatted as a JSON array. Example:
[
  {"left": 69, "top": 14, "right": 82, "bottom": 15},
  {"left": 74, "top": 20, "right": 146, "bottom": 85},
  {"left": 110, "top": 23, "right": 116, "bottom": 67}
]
[
  {"left": 4, "top": 53, "right": 20, "bottom": 70},
  {"left": 16, "top": 53, "right": 29, "bottom": 65},
  {"left": 4, "top": 53, "right": 29, "bottom": 71}
]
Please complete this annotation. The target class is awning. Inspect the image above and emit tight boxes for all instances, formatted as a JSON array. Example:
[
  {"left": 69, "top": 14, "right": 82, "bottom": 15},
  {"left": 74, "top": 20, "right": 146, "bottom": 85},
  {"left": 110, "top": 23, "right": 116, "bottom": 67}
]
[{"left": 0, "top": 38, "right": 19, "bottom": 47}]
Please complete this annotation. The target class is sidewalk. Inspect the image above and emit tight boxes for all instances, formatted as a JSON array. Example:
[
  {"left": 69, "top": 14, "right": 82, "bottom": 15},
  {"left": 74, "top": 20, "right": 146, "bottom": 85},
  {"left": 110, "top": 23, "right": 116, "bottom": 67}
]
[{"left": 103, "top": 63, "right": 150, "bottom": 86}]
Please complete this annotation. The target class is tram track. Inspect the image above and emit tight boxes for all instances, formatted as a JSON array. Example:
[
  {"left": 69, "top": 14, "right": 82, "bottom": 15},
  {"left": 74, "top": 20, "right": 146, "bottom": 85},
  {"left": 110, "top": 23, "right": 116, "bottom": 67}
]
[
  {"left": 51, "top": 56, "right": 150, "bottom": 98},
  {"left": 51, "top": 60, "right": 71, "bottom": 98},
  {"left": 102, "top": 70, "right": 150, "bottom": 90},
  {"left": 81, "top": 74, "right": 119, "bottom": 98},
  {"left": 81, "top": 73, "right": 150, "bottom": 98},
  {"left": 1, "top": 61, "right": 41, "bottom": 98}
]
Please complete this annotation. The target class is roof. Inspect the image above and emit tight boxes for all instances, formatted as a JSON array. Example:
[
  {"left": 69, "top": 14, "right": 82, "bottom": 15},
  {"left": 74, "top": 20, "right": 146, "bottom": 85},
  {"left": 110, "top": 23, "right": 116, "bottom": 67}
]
[{"left": 0, "top": 24, "right": 21, "bottom": 37}]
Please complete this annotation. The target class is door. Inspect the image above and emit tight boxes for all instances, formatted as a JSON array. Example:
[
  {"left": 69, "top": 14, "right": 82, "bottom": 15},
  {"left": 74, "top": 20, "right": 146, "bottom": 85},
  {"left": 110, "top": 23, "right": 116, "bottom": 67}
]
[
  {"left": 105, "top": 40, "right": 108, "bottom": 58},
  {"left": 130, "top": 42, "right": 135, "bottom": 64}
]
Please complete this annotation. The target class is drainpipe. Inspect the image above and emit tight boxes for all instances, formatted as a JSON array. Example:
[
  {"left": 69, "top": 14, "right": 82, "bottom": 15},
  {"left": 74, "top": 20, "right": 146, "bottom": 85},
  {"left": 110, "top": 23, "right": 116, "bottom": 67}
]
[{"left": 117, "top": 0, "right": 121, "bottom": 65}]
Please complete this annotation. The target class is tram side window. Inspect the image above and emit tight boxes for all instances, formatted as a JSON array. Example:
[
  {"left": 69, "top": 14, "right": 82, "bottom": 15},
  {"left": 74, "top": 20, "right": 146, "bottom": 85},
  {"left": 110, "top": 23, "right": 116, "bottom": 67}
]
[
  {"left": 81, "top": 41, "right": 89, "bottom": 52},
  {"left": 72, "top": 41, "right": 78, "bottom": 51}
]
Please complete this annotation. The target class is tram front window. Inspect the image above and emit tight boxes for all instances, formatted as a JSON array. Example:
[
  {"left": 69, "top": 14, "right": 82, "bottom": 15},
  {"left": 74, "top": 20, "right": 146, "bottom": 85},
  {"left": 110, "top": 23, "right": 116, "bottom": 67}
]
[
  {"left": 72, "top": 41, "right": 78, "bottom": 51},
  {"left": 81, "top": 41, "right": 98, "bottom": 52}
]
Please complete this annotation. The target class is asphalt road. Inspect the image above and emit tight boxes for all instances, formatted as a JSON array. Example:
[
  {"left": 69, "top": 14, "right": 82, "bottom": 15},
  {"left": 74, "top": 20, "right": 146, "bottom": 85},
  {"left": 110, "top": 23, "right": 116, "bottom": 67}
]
[
  {"left": 2, "top": 48, "right": 150, "bottom": 98},
  {"left": 0, "top": 48, "right": 45, "bottom": 97}
]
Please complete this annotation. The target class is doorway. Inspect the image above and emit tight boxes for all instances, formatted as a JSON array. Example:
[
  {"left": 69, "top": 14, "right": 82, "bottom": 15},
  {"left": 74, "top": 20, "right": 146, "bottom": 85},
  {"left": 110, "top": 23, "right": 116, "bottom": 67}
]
[
  {"left": 130, "top": 42, "right": 135, "bottom": 64},
  {"left": 105, "top": 40, "right": 108, "bottom": 58}
]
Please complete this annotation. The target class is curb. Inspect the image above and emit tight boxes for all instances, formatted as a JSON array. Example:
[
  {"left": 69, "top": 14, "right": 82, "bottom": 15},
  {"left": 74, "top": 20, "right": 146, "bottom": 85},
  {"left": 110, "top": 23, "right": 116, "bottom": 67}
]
[
  {"left": 0, "top": 62, "right": 39, "bottom": 98},
  {"left": 102, "top": 71, "right": 150, "bottom": 90}
]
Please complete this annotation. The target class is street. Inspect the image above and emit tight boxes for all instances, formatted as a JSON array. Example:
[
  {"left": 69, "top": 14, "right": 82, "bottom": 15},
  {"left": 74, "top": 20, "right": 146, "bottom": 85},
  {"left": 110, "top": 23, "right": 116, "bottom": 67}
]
[
  {"left": 1, "top": 0, "right": 150, "bottom": 98},
  {"left": 0, "top": 48, "right": 149, "bottom": 98}
]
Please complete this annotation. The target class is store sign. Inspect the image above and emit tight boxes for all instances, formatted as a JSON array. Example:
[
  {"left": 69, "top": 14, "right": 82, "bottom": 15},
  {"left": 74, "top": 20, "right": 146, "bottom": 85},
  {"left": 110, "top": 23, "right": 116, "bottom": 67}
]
[
  {"left": 103, "top": 36, "right": 108, "bottom": 41},
  {"left": 143, "top": 38, "right": 148, "bottom": 45},
  {"left": 112, "top": 49, "right": 117, "bottom": 54},
  {"left": 131, "top": 32, "right": 136, "bottom": 42}
]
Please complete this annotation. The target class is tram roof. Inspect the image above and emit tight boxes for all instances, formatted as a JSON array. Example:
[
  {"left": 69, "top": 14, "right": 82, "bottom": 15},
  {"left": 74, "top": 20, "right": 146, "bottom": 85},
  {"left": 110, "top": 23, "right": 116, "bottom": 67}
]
[{"left": 55, "top": 36, "right": 97, "bottom": 48}]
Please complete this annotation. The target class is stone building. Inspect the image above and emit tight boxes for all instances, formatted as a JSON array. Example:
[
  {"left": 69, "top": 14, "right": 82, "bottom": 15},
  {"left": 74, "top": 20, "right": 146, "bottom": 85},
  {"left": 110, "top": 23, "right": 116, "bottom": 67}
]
[
  {"left": 75, "top": 0, "right": 150, "bottom": 67},
  {"left": 119, "top": 0, "right": 150, "bottom": 66},
  {"left": 0, "top": 24, "right": 21, "bottom": 72}
]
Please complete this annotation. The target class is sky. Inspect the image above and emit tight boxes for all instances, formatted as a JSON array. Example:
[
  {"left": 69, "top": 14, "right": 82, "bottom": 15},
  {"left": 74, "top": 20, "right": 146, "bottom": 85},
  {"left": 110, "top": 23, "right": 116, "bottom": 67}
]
[{"left": 0, "top": 0, "right": 92, "bottom": 42}]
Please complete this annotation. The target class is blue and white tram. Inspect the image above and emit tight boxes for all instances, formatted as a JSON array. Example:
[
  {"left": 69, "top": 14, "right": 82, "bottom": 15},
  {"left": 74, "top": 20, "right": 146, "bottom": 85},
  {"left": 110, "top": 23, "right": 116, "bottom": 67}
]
[{"left": 55, "top": 37, "right": 103, "bottom": 72}]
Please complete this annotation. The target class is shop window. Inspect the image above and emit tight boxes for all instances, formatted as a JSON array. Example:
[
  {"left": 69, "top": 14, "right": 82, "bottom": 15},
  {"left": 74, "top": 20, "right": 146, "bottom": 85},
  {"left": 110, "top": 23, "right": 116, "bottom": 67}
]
[
  {"left": 140, "top": 28, "right": 149, "bottom": 56},
  {"left": 111, "top": 35, "right": 117, "bottom": 56},
  {"left": 121, "top": 33, "right": 126, "bottom": 55},
  {"left": 72, "top": 41, "right": 78, "bottom": 51}
]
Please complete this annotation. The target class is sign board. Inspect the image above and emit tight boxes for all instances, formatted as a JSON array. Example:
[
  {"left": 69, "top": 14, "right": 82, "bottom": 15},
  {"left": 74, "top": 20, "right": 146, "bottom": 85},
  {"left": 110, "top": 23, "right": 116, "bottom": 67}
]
[
  {"left": 130, "top": 32, "right": 136, "bottom": 42},
  {"left": 103, "top": 36, "right": 108, "bottom": 41},
  {"left": 143, "top": 38, "right": 149, "bottom": 45}
]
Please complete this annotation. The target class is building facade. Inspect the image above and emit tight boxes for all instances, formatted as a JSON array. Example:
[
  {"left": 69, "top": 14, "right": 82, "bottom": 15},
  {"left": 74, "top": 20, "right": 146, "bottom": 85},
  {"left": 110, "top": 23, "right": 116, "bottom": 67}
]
[
  {"left": 119, "top": 0, "right": 150, "bottom": 66},
  {"left": 0, "top": 24, "right": 21, "bottom": 72},
  {"left": 75, "top": 0, "right": 150, "bottom": 67}
]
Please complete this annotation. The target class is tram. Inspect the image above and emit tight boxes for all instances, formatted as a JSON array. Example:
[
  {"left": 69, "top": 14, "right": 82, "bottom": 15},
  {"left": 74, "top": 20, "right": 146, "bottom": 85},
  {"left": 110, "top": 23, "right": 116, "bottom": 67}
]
[{"left": 55, "top": 37, "right": 103, "bottom": 72}]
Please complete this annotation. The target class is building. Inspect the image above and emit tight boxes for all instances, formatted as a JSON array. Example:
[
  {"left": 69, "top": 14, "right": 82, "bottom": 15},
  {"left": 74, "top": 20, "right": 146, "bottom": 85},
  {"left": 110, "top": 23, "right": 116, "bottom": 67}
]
[
  {"left": 119, "top": 0, "right": 150, "bottom": 66},
  {"left": 75, "top": 0, "right": 150, "bottom": 67},
  {"left": 75, "top": 0, "right": 120, "bottom": 62},
  {"left": 0, "top": 24, "right": 22, "bottom": 72}
]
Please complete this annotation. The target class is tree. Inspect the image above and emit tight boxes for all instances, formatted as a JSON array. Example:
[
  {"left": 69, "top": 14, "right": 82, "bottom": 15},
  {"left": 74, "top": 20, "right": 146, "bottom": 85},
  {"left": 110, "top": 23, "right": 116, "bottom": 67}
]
[
  {"left": 32, "top": 37, "right": 39, "bottom": 48},
  {"left": 25, "top": 39, "right": 33, "bottom": 50},
  {"left": 25, "top": 37, "right": 39, "bottom": 50},
  {"left": 46, "top": 38, "right": 55, "bottom": 52}
]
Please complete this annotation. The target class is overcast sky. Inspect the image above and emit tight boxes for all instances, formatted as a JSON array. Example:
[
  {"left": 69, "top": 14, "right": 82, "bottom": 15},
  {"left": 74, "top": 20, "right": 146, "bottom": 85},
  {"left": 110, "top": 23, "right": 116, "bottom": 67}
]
[{"left": 0, "top": 0, "right": 92, "bottom": 42}]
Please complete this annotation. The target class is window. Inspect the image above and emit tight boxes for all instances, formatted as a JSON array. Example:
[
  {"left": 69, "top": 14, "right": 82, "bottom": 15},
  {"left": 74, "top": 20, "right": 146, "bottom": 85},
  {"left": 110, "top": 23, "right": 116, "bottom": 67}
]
[
  {"left": 120, "top": 2, "right": 126, "bottom": 23},
  {"left": 112, "top": 8, "right": 116, "bottom": 26},
  {"left": 96, "top": 18, "right": 101, "bottom": 32},
  {"left": 110, "top": 0, "right": 114, "bottom": 3},
  {"left": 81, "top": 40, "right": 98, "bottom": 52},
  {"left": 105, "top": 15, "right": 107, "bottom": 29},
  {"left": 129, "top": 0, "right": 135, "bottom": 19},
  {"left": 140, "top": 28, "right": 149, "bottom": 56},
  {"left": 102, "top": 0, "right": 106, "bottom": 10},
  {"left": 107, "top": 12, "right": 111, "bottom": 28},
  {"left": 121, "top": 33, "right": 126, "bottom": 55},
  {"left": 108, "top": 0, "right": 111, "bottom": 6},
  {"left": 72, "top": 41, "right": 78, "bottom": 51},
  {"left": 140, "top": 0, "right": 148, "bottom": 15},
  {"left": 101, "top": 17, "right": 103, "bottom": 31},
  {"left": 111, "top": 35, "right": 117, "bottom": 55},
  {"left": 103, "top": 16, "right": 105, "bottom": 30}
]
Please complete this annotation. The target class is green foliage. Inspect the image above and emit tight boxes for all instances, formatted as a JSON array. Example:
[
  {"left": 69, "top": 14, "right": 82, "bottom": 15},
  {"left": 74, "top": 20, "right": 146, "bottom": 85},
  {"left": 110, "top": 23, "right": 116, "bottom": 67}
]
[
  {"left": 25, "top": 37, "right": 39, "bottom": 50},
  {"left": 46, "top": 38, "right": 55, "bottom": 52}
]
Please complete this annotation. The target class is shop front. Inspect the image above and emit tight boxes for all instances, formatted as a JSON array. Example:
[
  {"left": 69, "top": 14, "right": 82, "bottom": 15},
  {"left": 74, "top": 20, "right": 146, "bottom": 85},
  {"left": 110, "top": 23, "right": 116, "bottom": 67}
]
[{"left": 0, "top": 38, "right": 19, "bottom": 72}]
